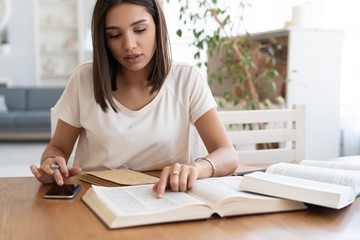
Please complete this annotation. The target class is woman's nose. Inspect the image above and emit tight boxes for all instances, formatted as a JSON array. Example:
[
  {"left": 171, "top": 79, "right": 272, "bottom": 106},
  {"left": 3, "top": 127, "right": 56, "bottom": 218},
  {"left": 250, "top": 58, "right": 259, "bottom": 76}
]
[{"left": 123, "top": 33, "right": 137, "bottom": 50}]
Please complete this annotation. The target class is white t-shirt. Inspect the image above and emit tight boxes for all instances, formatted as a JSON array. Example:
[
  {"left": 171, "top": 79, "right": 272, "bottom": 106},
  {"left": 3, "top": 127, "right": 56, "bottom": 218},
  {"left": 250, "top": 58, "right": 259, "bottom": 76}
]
[{"left": 53, "top": 62, "right": 217, "bottom": 171}]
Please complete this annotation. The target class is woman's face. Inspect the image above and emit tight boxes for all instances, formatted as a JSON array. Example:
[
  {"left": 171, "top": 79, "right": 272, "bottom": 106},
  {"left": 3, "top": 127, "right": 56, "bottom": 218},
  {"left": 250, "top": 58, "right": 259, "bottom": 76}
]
[{"left": 105, "top": 3, "right": 156, "bottom": 74}]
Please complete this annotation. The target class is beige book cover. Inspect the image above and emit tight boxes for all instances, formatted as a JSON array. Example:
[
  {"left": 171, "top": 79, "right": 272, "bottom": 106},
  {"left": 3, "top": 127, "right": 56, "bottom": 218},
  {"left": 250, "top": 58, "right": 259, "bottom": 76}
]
[{"left": 80, "top": 169, "right": 159, "bottom": 187}]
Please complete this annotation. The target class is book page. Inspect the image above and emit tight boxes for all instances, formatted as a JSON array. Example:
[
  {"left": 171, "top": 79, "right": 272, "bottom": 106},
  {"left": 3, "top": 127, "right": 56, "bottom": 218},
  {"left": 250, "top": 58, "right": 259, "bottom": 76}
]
[
  {"left": 330, "top": 155, "right": 360, "bottom": 162},
  {"left": 300, "top": 159, "right": 360, "bottom": 171},
  {"left": 267, "top": 162, "right": 360, "bottom": 194},
  {"left": 92, "top": 185, "right": 205, "bottom": 217},
  {"left": 187, "top": 176, "right": 271, "bottom": 206}
]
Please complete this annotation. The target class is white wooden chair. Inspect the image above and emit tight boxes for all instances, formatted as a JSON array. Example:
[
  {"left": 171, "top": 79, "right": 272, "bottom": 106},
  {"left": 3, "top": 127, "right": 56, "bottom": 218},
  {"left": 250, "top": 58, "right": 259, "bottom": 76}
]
[
  {"left": 53, "top": 105, "right": 305, "bottom": 166},
  {"left": 192, "top": 104, "right": 306, "bottom": 165}
]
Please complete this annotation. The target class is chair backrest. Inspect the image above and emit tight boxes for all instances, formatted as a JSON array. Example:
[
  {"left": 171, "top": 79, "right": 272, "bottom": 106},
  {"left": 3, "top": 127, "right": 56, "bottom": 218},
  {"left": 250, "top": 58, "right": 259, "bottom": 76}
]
[{"left": 193, "top": 104, "right": 306, "bottom": 165}]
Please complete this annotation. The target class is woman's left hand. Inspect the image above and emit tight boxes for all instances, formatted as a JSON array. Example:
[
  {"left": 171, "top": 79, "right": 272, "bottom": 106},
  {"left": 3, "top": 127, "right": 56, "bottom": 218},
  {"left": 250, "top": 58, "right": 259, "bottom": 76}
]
[{"left": 152, "top": 163, "right": 198, "bottom": 198}]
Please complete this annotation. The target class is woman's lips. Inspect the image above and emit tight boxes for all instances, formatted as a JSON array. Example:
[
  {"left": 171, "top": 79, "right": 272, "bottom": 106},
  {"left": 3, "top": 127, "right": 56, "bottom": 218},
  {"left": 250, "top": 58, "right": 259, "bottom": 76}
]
[{"left": 124, "top": 54, "right": 142, "bottom": 64}]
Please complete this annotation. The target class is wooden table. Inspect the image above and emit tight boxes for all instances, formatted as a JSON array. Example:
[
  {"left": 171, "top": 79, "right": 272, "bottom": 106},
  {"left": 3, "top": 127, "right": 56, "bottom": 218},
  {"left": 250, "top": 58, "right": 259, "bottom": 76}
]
[{"left": 1, "top": 176, "right": 359, "bottom": 240}]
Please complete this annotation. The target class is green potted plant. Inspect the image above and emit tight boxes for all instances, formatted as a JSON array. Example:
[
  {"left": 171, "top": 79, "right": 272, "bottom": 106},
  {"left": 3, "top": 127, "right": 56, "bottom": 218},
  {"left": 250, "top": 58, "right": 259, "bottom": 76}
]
[
  {"left": 166, "top": 0, "right": 287, "bottom": 149},
  {"left": 166, "top": 0, "right": 285, "bottom": 111}
]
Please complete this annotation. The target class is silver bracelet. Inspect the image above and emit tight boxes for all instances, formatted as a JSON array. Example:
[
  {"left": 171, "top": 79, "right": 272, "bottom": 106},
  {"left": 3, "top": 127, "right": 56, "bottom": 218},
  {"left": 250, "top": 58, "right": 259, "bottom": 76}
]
[{"left": 195, "top": 157, "right": 216, "bottom": 177}]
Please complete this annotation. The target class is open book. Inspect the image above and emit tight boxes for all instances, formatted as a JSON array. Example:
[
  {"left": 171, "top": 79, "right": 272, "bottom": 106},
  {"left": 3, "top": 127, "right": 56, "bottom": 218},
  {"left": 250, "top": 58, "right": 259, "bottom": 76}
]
[
  {"left": 240, "top": 158, "right": 360, "bottom": 209},
  {"left": 82, "top": 176, "right": 306, "bottom": 229}
]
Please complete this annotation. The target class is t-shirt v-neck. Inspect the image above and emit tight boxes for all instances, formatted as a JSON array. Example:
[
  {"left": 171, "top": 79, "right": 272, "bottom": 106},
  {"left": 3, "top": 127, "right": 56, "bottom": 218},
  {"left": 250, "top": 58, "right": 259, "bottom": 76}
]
[{"left": 112, "top": 79, "right": 167, "bottom": 116}]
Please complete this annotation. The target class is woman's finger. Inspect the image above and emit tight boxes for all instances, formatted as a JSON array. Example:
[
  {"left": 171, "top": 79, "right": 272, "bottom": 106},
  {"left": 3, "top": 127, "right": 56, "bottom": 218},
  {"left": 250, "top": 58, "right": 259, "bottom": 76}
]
[
  {"left": 186, "top": 166, "right": 198, "bottom": 189},
  {"left": 169, "top": 165, "right": 181, "bottom": 192},
  {"left": 68, "top": 167, "right": 82, "bottom": 177},
  {"left": 30, "top": 164, "right": 55, "bottom": 184},
  {"left": 53, "top": 169, "right": 64, "bottom": 186},
  {"left": 155, "top": 166, "right": 172, "bottom": 198},
  {"left": 178, "top": 167, "right": 190, "bottom": 192},
  {"left": 30, "top": 164, "right": 42, "bottom": 180}
]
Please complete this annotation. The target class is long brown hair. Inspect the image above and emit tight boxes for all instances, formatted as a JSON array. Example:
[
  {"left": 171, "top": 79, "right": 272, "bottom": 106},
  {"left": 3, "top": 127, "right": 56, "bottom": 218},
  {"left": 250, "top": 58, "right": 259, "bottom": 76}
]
[{"left": 91, "top": 0, "right": 171, "bottom": 112}]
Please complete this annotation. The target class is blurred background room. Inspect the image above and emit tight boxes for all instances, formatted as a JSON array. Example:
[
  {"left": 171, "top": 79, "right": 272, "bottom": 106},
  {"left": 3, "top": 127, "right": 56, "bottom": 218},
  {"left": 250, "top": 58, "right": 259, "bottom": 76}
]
[{"left": 0, "top": 0, "right": 359, "bottom": 177}]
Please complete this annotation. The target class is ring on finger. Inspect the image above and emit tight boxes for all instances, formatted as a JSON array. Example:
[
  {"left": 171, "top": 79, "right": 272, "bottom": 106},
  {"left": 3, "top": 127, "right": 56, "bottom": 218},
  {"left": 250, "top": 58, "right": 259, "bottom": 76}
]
[{"left": 171, "top": 170, "right": 179, "bottom": 176}]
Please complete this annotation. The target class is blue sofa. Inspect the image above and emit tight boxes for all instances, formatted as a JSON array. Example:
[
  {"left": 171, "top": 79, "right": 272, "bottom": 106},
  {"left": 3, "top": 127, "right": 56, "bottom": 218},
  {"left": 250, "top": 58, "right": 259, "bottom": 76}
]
[{"left": 0, "top": 86, "right": 64, "bottom": 141}]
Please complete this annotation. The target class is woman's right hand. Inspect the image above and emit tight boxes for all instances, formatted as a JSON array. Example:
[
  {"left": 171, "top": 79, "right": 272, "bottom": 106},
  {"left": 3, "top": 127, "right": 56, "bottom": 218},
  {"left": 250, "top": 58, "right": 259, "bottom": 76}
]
[{"left": 30, "top": 156, "right": 82, "bottom": 185}]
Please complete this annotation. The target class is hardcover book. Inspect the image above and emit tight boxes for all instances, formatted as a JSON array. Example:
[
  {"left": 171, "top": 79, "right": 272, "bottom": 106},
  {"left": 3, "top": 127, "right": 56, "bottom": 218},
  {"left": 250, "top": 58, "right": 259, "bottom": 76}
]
[
  {"left": 82, "top": 176, "right": 306, "bottom": 229},
  {"left": 240, "top": 159, "right": 360, "bottom": 209}
]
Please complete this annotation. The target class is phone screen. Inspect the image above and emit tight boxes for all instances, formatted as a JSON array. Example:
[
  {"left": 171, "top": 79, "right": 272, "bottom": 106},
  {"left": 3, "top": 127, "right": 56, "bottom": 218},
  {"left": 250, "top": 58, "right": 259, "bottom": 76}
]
[{"left": 44, "top": 184, "right": 81, "bottom": 199}]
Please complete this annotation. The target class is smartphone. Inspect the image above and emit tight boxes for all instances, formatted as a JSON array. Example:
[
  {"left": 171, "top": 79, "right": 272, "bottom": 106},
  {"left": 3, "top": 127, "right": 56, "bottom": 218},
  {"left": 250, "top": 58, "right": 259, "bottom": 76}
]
[{"left": 44, "top": 184, "right": 81, "bottom": 199}]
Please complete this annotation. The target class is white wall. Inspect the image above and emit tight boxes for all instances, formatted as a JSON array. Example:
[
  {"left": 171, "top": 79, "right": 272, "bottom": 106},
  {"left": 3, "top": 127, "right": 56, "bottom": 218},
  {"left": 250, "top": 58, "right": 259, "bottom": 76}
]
[{"left": 0, "top": 0, "right": 36, "bottom": 86}]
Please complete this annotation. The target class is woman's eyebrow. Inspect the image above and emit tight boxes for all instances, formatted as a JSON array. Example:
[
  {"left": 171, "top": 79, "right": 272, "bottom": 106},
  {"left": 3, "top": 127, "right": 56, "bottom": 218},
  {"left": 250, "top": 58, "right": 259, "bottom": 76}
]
[
  {"left": 130, "top": 19, "right": 148, "bottom": 26},
  {"left": 105, "top": 19, "right": 149, "bottom": 30}
]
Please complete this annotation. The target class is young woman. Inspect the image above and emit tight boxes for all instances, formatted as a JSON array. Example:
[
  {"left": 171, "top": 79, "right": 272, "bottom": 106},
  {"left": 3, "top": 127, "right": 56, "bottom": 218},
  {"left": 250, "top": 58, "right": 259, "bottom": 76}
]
[{"left": 30, "top": 0, "right": 238, "bottom": 198}]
